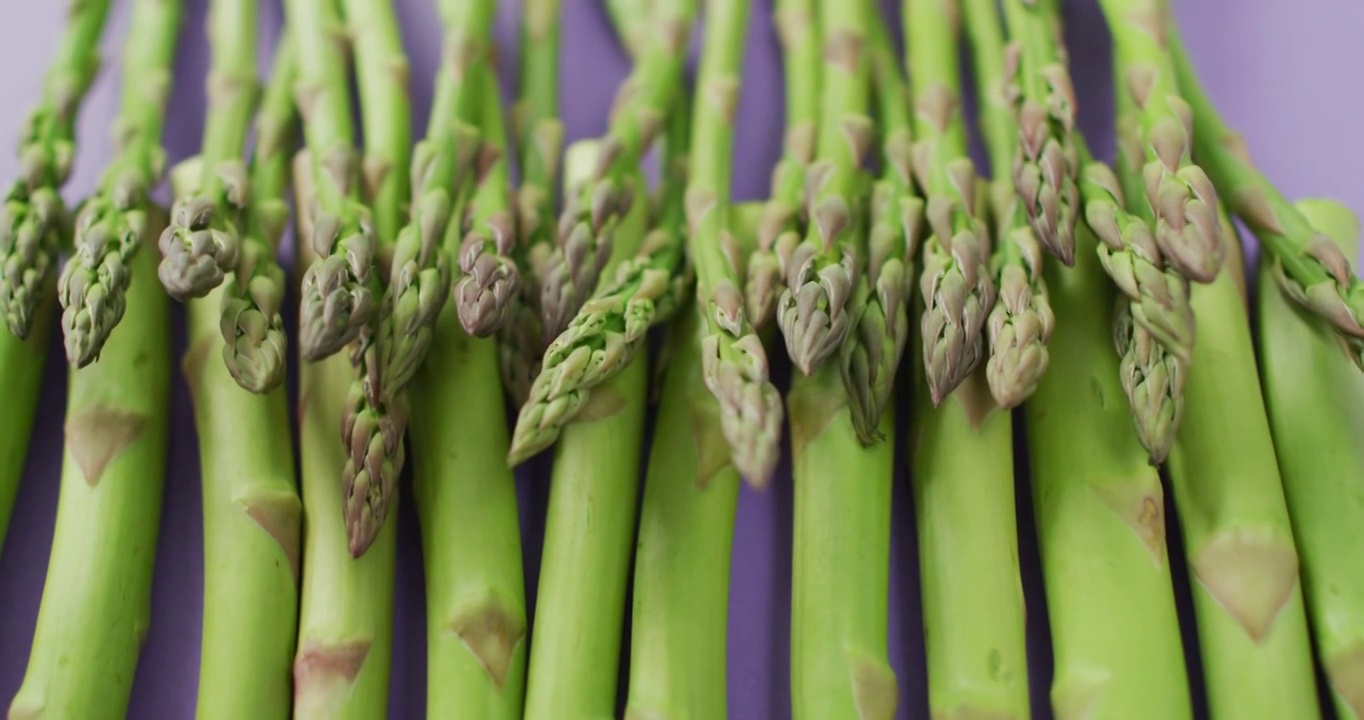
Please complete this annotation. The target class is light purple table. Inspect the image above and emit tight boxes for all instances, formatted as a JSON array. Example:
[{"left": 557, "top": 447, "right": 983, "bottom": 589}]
[{"left": 2, "top": 0, "right": 1361, "bottom": 718}]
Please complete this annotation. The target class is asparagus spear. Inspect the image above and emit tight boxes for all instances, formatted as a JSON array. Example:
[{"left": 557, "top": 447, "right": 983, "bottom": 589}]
[
  {"left": 0, "top": 299, "right": 49, "bottom": 546},
  {"left": 522, "top": 141, "right": 650, "bottom": 720},
  {"left": 57, "top": 0, "right": 181, "bottom": 368},
  {"left": 409, "top": 63, "right": 528, "bottom": 720},
  {"left": 604, "top": 0, "right": 651, "bottom": 59},
  {"left": 908, "top": 0, "right": 996, "bottom": 406},
  {"left": 745, "top": 0, "right": 819, "bottom": 331},
  {"left": 156, "top": 0, "right": 257, "bottom": 301},
  {"left": 0, "top": 0, "right": 110, "bottom": 339},
  {"left": 500, "top": 0, "right": 563, "bottom": 403},
  {"left": 537, "top": 0, "right": 697, "bottom": 342},
  {"left": 219, "top": 38, "right": 297, "bottom": 394},
  {"left": 7, "top": 210, "right": 170, "bottom": 720},
  {"left": 290, "top": 150, "right": 397, "bottom": 720},
  {"left": 966, "top": 0, "right": 1055, "bottom": 409},
  {"left": 1167, "top": 32, "right": 1364, "bottom": 367},
  {"left": 1258, "top": 199, "right": 1364, "bottom": 720}
]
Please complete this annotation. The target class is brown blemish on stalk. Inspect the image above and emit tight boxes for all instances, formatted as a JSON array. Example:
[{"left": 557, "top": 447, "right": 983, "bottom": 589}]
[
  {"left": 1191, "top": 529, "right": 1299, "bottom": 642},
  {"left": 9, "top": 703, "right": 41, "bottom": 720},
  {"left": 1126, "top": 9, "right": 1167, "bottom": 46},
  {"left": 575, "top": 384, "right": 628, "bottom": 422},
  {"left": 954, "top": 372, "right": 999, "bottom": 432},
  {"left": 850, "top": 657, "right": 898, "bottom": 720},
  {"left": 1090, "top": 480, "right": 1167, "bottom": 564},
  {"left": 450, "top": 601, "right": 526, "bottom": 688},
  {"left": 362, "top": 154, "right": 391, "bottom": 203},
  {"left": 1051, "top": 676, "right": 1106, "bottom": 720},
  {"left": 689, "top": 396, "right": 731, "bottom": 489},
  {"left": 66, "top": 407, "right": 149, "bottom": 487},
  {"left": 239, "top": 491, "right": 303, "bottom": 587},
  {"left": 294, "top": 640, "right": 371, "bottom": 708},
  {"left": 917, "top": 85, "right": 959, "bottom": 135},
  {"left": 823, "top": 29, "right": 865, "bottom": 75},
  {"left": 292, "top": 81, "right": 323, "bottom": 125},
  {"left": 775, "top": 6, "right": 813, "bottom": 51},
  {"left": 704, "top": 77, "right": 740, "bottom": 124},
  {"left": 930, "top": 708, "right": 1018, "bottom": 720},
  {"left": 180, "top": 335, "right": 214, "bottom": 397},
  {"left": 1326, "top": 645, "right": 1364, "bottom": 720},
  {"left": 788, "top": 381, "right": 845, "bottom": 458}
]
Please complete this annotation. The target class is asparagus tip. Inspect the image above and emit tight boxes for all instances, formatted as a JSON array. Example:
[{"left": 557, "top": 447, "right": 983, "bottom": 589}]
[
  {"left": 776, "top": 244, "right": 857, "bottom": 375},
  {"left": 157, "top": 192, "right": 243, "bottom": 301},
  {"left": 297, "top": 258, "right": 374, "bottom": 361}
]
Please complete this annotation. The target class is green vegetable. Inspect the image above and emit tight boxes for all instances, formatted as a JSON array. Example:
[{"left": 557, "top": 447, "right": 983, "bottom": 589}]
[{"left": 0, "top": 299, "right": 49, "bottom": 545}]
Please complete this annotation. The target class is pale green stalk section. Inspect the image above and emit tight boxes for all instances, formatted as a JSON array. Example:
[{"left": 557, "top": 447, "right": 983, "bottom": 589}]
[
  {"left": 1165, "top": 216, "right": 1318, "bottom": 719},
  {"left": 1025, "top": 223, "right": 1190, "bottom": 719},
  {"left": 0, "top": 299, "right": 50, "bottom": 544},
  {"left": 8, "top": 218, "right": 170, "bottom": 720},
  {"left": 1257, "top": 199, "right": 1364, "bottom": 720}
]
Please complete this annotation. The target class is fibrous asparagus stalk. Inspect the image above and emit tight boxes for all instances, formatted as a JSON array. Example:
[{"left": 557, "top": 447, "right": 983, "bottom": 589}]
[
  {"left": 0, "top": 0, "right": 110, "bottom": 338},
  {"left": 1167, "top": 30, "right": 1364, "bottom": 366},
  {"left": 292, "top": 0, "right": 377, "bottom": 362},
  {"left": 745, "top": 0, "right": 819, "bottom": 330},
  {"left": 909, "top": 0, "right": 996, "bottom": 406},
  {"left": 1001, "top": 0, "right": 1080, "bottom": 265},
  {"left": 507, "top": 96, "right": 690, "bottom": 465},
  {"left": 157, "top": 0, "right": 258, "bottom": 301},
  {"left": 538, "top": 0, "right": 697, "bottom": 341},
  {"left": 219, "top": 39, "right": 296, "bottom": 394},
  {"left": 1095, "top": 0, "right": 1222, "bottom": 282},
  {"left": 500, "top": 0, "right": 563, "bottom": 403},
  {"left": 1258, "top": 199, "right": 1364, "bottom": 720},
  {"left": 7, "top": 209, "right": 170, "bottom": 720},
  {"left": 57, "top": 0, "right": 181, "bottom": 368},
  {"left": 1165, "top": 211, "right": 1319, "bottom": 718},
  {"left": 0, "top": 299, "right": 50, "bottom": 547}
]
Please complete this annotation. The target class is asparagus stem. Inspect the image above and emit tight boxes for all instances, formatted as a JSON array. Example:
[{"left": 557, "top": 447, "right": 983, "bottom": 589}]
[
  {"left": 538, "top": 0, "right": 698, "bottom": 342},
  {"left": 1165, "top": 212, "right": 1319, "bottom": 718},
  {"left": 0, "top": 0, "right": 110, "bottom": 338},
  {"left": 1257, "top": 198, "right": 1364, "bottom": 720},
  {"left": 1025, "top": 220, "right": 1192, "bottom": 718},
  {"left": 604, "top": 0, "right": 650, "bottom": 58},
  {"left": 290, "top": 152, "right": 397, "bottom": 720},
  {"left": 500, "top": 0, "right": 563, "bottom": 403},
  {"left": 57, "top": 0, "right": 181, "bottom": 368},
  {"left": 522, "top": 142, "right": 650, "bottom": 720},
  {"left": 157, "top": 0, "right": 259, "bottom": 300},
  {"left": 965, "top": 0, "right": 1055, "bottom": 409},
  {"left": 219, "top": 39, "right": 297, "bottom": 394},
  {"left": 906, "top": 0, "right": 996, "bottom": 406},
  {"left": 0, "top": 298, "right": 50, "bottom": 544},
  {"left": 7, "top": 210, "right": 170, "bottom": 720}
]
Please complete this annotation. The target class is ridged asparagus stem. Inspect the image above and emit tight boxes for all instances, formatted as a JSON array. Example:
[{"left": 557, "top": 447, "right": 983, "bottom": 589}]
[
  {"left": 157, "top": 0, "right": 258, "bottom": 301},
  {"left": 7, "top": 211, "right": 170, "bottom": 720},
  {"left": 219, "top": 40, "right": 296, "bottom": 394},
  {"left": 291, "top": 0, "right": 377, "bottom": 362},
  {"left": 538, "top": 0, "right": 697, "bottom": 341},
  {"left": 1095, "top": 0, "right": 1222, "bottom": 283},
  {"left": 1165, "top": 213, "right": 1319, "bottom": 718},
  {"left": 169, "top": 156, "right": 300, "bottom": 720},
  {"left": 966, "top": 0, "right": 1055, "bottom": 409},
  {"left": 746, "top": 0, "right": 819, "bottom": 331},
  {"left": 624, "top": 304, "right": 739, "bottom": 720},
  {"left": 0, "top": 298, "right": 50, "bottom": 545},
  {"left": 1167, "top": 33, "right": 1364, "bottom": 366},
  {"left": 1001, "top": 0, "right": 1080, "bottom": 265},
  {"left": 500, "top": 0, "right": 563, "bottom": 403},
  {"left": 1257, "top": 199, "right": 1364, "bottom": 720},
  {"left": 290, "top": 152, "right": 396, "bottom": 720},
  {"left": 0, "top": 0, "right": 110, "bottom": 339},
  {"left": 907, "top": 0, "right": 996, "bottom": 406},
  {"left": 522, "top": 142, "right": 650, "bottom": 720},
  {"left": 605, "top": 0, "right": 651, "bottom": 58},
  {"left": 686, "top": 0, "right": 782, "bottom": 484},
  {"left": 57, "top": 0, "right": 180, "bottom": 368},
  {"left": 1025, "top": 222, "right": 1191, "bottom": 719},
  {"left": 507, "top": 99, "right": 690, "bottom": 465}
]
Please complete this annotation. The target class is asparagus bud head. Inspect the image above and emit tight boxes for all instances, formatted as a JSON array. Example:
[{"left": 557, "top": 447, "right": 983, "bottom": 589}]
[{"left": 157, "top": 161, "right": 249, "bottom": 300}]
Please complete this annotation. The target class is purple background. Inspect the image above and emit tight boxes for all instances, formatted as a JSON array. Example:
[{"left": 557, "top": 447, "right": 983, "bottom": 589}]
[{"left": 3, "top": 0, "right": 1363, "bottom": 718}]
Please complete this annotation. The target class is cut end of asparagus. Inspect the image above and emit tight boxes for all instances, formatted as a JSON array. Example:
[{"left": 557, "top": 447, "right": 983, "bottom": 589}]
[
  {"left": 293, "top": 640, "right": 372, "bottom": 718},
  {"left": 850, "top": 655, "right": 899, "bottom": 720},
  {"left": 298, "top": 258, "right": 374, "bottom": 362},
  {"left": 0, "top": 184, "right": 64, "bottom": 339},
  {"left": 1190, "top": 528, "right": 1300, "bottom": 642},
  {"left": 449, "top": 598, "right": 528, "bottom": 689},
  {"left": 1326, "top": 645, "right": 1364, "bottom": 720},
  {"left": 1113, "top": 300, "right": 1186, "bottom": 464},
  {"left": 157, "top": 186, "right": 246, "bottom": 301},
  {"left": 777, "top": 242, "right": 857, "bottom": 375}
]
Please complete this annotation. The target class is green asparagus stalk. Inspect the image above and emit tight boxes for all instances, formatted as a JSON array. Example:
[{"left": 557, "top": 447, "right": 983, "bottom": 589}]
[
  {"left": 1257, "top": 198, "right": 1364, "bottom": 720},
  {"left": 966, "top": 0, "right": 1055, "bottom": 409},
  {"left": 522, "top": 141, "right": 650, "bottom": 720},
  {"left": 291, "top": 0, "right": 377, "bottom": 361},
  {"left": 157, "top": 0, "right": 258, "bottom": 301},
  {"left": 908, "top": 0, "right": 996, "bottom": 406},
  {"left": 0, "top": 299, "right": 50, "bottom": 545},
  {"left": 409, "top": 64, "right": 528, "bottom": 720},
  {"left": 219, "top": 39, "right": 296, "bottom": 394},
  {"left": 0, "top": 0, "right": 110, "bottom": 338},
  {"left": 7, "top": 210, "right": 170, "bottom": 720},
  {"left": 1165, "top": 211, "right": 1319, "bottom": 718},
  {"left": 290, "top": 152, "right": 397, "bottom": 720},
  {"left": 57, "top": 0, "right": 181, "bottom": 368},
  {"left": 500, "top": 0, "right": 564, "bottom": 403},
  {"left": 1166, "top": 33, "right": 1364, "bottom": 366},
  {"left": 1095, "top": 0, "right": 1222, "bottom": 283},
  {"left": 745, "top": 0, "right": 819, "bottom": 331},
  {"left": 538, "top": 0, "right": 697, "bottom": 342},
  {"left": 604, "top": 0, "right": 651, "bottom": 58}
]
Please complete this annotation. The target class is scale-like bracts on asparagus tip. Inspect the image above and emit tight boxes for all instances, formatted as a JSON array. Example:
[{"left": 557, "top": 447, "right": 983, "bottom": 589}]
[
  {"left": 341, "top": 331, "right": 407, "bottom": 558},
  {"left": 1113, "top": 297, "right": 1184, "bottom": 464},
  {"left": 219, "top": 27, "right": 297, "bottom": 395},
  {"left": 0, "top": 0, "right": 110, "bottom": 340},
  {"left": 985, "top": 182, "right": 1055, "bottom": 408},
  {"left": 538, "top": 0, "right": 697, "bottom": 343},
  {"left": 58, "top": 0, "right": 180, "bottom": 368}
]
